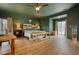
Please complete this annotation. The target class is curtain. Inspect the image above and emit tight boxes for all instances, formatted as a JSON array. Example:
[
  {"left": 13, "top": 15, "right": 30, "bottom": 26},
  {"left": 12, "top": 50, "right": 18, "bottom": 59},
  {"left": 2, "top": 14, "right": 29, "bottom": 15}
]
[{"left": 7, "top": 17, "right": 13, "bottom": 34}]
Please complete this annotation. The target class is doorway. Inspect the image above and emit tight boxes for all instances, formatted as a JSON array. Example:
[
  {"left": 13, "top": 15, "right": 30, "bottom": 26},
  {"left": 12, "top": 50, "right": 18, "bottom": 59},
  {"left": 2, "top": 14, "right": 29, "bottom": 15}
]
[{"left": 57, "top": 20, "right": 66, "bottom": 35}]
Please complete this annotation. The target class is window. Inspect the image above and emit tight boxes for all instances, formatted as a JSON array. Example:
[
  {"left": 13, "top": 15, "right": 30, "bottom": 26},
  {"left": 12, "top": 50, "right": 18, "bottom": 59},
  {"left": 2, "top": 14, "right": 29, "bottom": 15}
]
[{"left": 0, "top": 18, "right": 8, "bottom": 35}]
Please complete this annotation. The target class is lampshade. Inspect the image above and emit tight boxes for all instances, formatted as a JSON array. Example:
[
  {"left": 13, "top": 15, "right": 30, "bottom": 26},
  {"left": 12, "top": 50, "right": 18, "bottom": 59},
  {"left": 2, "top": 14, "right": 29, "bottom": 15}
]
[{"left": 29, "top": 19, "right": 32, "bottom": 23}]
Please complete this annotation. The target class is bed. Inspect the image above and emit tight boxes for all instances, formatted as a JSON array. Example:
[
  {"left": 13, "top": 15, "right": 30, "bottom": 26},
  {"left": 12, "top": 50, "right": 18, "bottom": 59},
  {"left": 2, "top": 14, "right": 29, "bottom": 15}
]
[{"left": 23, "top": 29, "right": 46, "bottom": 39}]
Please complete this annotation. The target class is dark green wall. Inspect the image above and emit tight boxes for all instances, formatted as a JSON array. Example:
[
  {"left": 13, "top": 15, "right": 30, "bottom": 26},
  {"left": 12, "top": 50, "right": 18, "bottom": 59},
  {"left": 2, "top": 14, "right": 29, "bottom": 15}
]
[
  {"left": 13, "top": 17, "right": 40, "bottom": 25},
  {"left": 67, "top": 6, "right": 79, "bottom": 40},
  {"left": 0, "top": 9, "right": 40, "bottom": 30},
  {"left": 40, "top": 18, "right": 49, "bottom": 31},
  {"left": 0, "top": 8, "right": 49, "bottom": 32},
  {"left": 13, "top": 16, "right": 51, "bottom": 32}
]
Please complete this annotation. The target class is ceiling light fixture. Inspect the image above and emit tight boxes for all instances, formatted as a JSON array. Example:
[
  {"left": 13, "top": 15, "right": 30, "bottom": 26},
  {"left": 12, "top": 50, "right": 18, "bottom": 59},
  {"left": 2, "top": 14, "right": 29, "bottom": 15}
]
[{"left": 35, "top": 7, "right": 40, "bottom": 11}]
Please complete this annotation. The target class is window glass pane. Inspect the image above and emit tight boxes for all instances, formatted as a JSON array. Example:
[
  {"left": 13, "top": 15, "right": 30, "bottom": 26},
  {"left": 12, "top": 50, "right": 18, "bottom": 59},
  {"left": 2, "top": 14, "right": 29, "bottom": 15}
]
[
  {"left": 0, "top": 18, "right": 7, "bottom": 35},
  {"left": 58, "top": 21, "right": 66, "bottom": 35},
  {"left": 2, "top": 19, "right": 7, "bottom": 34}
]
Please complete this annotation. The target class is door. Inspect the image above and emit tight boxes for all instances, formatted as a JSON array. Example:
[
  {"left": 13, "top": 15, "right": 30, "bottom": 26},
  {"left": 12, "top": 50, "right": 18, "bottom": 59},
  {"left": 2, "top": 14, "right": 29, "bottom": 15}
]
[{"left": 57, "top": 21, "right": 66, "bottom": 35}]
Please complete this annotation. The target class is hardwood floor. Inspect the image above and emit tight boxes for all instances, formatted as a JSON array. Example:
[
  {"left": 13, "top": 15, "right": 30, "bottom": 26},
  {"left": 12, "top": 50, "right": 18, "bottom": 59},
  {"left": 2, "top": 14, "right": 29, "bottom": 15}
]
[{"left": 0, "top": 35, "right": 79, "bottom": 55}]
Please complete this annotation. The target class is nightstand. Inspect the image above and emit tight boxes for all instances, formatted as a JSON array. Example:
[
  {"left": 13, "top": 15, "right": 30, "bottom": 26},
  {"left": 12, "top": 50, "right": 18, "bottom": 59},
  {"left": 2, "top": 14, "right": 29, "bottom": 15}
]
[{"left": 14, "top": 29, "right": 24, "bottom": 37}]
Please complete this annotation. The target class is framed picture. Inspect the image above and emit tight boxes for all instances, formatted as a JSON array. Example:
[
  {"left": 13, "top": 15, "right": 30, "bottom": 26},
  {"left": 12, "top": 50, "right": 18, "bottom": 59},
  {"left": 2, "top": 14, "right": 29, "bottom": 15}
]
[{"left": 23, "top": 24, "right": 32, "bottom": 29}]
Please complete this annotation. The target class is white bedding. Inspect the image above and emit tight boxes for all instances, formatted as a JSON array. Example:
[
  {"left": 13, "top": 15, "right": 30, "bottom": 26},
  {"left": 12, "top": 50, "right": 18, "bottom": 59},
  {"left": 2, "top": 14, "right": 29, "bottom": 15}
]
[{"left": 24, "top": 30, "right": 46, "bottom": 38}]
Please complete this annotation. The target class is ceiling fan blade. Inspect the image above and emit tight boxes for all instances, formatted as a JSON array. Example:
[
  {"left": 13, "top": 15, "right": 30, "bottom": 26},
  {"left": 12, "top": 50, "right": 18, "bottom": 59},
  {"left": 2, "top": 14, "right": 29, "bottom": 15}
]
[
  {"left": 33, "top": 3, "right": 40, "bottom": 6},
  {"left": 41, "top": 4, "right": 48, "bottom": 7}
]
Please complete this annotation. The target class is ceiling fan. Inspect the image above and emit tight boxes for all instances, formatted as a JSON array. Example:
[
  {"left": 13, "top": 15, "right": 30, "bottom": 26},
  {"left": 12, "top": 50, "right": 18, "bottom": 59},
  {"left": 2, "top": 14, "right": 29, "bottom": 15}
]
[{"left": 27, "top": 3, "right": 48, "bottom": 15}]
